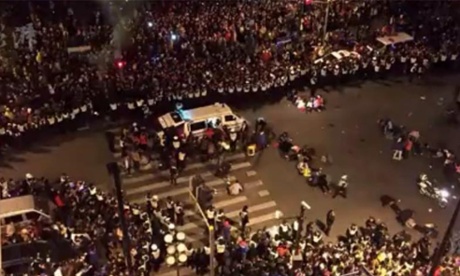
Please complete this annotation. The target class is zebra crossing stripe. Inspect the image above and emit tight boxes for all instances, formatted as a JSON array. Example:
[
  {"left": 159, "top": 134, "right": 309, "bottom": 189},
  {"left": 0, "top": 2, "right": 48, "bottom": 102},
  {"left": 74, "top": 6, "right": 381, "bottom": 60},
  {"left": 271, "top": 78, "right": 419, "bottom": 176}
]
[
  {"left": 124, "top": 162, "right": 251, "bottom": 197},
  {"left": 248, "top": 212, "right": 283, "bottom": 227},
  {"left": 129, "top": 175, "right": 239, "bottom": 204},
  {"left": 122, "top": 154, "right": 247, "bottom": 185},
  {"left": 182, "top": 180, "right": 265, "bottom": 217},
  {"left": 178, "top": 200, "right": 277, "bottom": 232},
  {"left": 224, "top": 201, "right": 277, "bottom": 219},
  {"left": 178, "top": 196, "right": 246, "bottom": 231},
  {"left": 214, "top": 196, "right": 247, "bottom": 209},
  {"left": 178, "top": 208, "right": 282, "bottom": 240}
]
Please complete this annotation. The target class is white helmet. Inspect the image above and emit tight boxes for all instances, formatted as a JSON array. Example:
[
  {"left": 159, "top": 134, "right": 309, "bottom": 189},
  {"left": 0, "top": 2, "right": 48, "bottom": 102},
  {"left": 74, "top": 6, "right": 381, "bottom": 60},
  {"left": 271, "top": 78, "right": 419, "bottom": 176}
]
[{"left": 25, "top": 173, "right": 33, "bottom": 179}]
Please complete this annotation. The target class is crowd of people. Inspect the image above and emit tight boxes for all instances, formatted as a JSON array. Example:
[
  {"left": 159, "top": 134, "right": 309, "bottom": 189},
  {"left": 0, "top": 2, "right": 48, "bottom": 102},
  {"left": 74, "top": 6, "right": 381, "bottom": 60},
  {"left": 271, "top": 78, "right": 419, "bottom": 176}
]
[
  {"left": 2, "top": 173, "right": 460, "bottom": 275},
  {"left": 0, "top": 1, "right": 459, "bottom": 150},
  {"left": 1, "top": 0, "right": 460, "bottom": 275}
]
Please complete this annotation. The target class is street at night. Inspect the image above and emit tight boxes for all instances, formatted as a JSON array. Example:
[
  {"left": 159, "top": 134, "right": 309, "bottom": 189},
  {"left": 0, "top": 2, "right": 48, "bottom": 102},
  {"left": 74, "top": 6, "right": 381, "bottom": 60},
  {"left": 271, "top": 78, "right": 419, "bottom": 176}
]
[
  {"left": 2, "top": 73, "right": 460, "bottom": 275},
  {"left": 2, "top": 1, "right": 460, "bottom": 274}
]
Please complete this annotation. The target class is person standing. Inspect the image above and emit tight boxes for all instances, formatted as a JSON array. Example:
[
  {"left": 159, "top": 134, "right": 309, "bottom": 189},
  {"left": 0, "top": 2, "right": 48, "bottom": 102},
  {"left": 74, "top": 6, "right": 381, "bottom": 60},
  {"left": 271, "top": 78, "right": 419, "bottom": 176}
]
[
  {"left": 206, "top": 206, "right": 216, "bottom": 228},
  {"left": 175, "top": 202, "right": 185, "bottom": 226},
  {"left": 310, "top": 72, "right": 317, "bottom": 96},
  {"left": 239, "top": 205, "right": 249, "bottom": 236},
  {"left": 166, "top": 197, "right": 176, "bottom": 223},
  {"left": 170, "top": 163, "right": 178, "bottom": 185},
  {"left": 229, "top": 130, "right": 238, "bottom": 152},
  {"left": 317, "top": 170, "right": 330, "bottom": 194},
  {"left": 333, "top": 175, "right": 348, "bottom": 199},
  {"left": 177, "top": 149, "right": 186, "bottom": 172},
  {"left": 325, "top": 209, "right": 335, "bottom": 236}
]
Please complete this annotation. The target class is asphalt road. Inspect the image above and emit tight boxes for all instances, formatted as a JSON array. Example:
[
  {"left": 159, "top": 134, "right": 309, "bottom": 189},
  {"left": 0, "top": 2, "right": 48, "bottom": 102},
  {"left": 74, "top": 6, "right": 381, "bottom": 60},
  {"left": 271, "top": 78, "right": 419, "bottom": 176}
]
[
  {"left": 1, "top": 73, "right": 460, "bottom": 244},
  {"left": 238, "top": 74, "right": 460, "bottom": 241}
]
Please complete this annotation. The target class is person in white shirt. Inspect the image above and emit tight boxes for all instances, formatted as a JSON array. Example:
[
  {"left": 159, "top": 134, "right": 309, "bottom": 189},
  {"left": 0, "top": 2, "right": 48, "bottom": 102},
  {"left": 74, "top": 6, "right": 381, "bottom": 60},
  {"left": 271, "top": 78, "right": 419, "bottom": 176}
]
[{"left": 228, "top": 180, "right": 244, "bottom": 195}]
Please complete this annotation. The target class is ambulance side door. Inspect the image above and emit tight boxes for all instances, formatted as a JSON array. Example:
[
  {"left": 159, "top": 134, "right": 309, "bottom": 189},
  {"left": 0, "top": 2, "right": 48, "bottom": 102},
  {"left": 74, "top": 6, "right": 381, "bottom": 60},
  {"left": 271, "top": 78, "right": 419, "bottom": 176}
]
[
  {"left": 224, "top": 114, "right": 238, "bottom": 131},
  {"left": 189, "top": 120, "right": 207, "bottom": 137}
]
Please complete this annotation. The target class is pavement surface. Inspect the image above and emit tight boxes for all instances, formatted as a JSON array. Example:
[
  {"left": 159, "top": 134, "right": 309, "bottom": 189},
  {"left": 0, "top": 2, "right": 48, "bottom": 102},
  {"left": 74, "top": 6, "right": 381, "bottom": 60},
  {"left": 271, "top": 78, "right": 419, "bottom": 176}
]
[{"left": 1, "top": 74, "right": 460, "bottom": 275}]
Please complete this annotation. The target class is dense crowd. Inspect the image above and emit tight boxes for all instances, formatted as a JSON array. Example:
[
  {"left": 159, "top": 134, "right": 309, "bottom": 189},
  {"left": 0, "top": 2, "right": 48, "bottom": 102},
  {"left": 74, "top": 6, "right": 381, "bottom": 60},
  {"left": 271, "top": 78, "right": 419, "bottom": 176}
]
[
  {"left": 2, "top": 0, "right": 460, "bottom": 275},
  {"left": 2, "top": 173, "right": 460, "bottom": 276},
  {"left": 0, "top": 1, "right": 459, "bottom": 149}
]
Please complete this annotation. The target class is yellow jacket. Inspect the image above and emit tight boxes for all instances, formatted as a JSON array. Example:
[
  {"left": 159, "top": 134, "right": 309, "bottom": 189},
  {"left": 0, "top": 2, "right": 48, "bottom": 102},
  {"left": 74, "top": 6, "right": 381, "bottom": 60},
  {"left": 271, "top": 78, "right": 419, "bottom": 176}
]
[{"left": 303, "top": 167, "right": 311, "bottom": 178}]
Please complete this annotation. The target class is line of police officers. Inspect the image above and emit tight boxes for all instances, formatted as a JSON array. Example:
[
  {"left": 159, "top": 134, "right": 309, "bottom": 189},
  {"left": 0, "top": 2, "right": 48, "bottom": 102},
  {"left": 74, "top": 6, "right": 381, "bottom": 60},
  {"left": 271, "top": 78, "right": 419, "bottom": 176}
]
[{"left": 1, "top": 46, "right": 458, "bottom": 152}]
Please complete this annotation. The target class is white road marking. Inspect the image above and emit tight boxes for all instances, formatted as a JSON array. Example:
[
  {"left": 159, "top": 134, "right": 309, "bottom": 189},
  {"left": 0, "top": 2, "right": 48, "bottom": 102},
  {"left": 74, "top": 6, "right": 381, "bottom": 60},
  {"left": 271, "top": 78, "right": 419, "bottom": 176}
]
[{"left": 122, "top": 157, "right": 248, "bottom": 185}]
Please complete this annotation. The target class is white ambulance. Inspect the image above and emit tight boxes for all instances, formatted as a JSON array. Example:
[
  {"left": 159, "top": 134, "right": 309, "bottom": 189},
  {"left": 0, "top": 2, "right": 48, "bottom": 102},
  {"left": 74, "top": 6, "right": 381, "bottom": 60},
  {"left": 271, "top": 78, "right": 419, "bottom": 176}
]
[{"left": 156, "top": 103, "right": 246, "bottom": 138}]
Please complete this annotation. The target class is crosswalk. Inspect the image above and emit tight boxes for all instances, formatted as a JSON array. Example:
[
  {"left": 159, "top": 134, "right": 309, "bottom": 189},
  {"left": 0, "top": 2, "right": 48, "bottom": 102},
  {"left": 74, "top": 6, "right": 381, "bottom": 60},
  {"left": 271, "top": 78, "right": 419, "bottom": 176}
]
[{"left": 108, "top": 136, "right": 284, "bottom": 275}]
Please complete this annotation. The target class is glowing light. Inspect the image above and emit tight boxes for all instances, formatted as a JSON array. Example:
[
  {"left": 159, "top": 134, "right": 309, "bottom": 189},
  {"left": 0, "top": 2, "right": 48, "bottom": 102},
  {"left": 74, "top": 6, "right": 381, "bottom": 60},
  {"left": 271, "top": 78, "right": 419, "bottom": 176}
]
[
  {"left": 117, "top": 61, "right": 125, "bottom": 69},
  {"left": 440, "top": 189, "right": 450, "bottom": 198},
  {"left": 177, "top": 109, "right": 191, "bottom": 121},
  {"left": 147, "top": 22, "right": 153, "bottom": 28},
  {"left": 171, "top": 34, "right": 178, "bottom": 41}
]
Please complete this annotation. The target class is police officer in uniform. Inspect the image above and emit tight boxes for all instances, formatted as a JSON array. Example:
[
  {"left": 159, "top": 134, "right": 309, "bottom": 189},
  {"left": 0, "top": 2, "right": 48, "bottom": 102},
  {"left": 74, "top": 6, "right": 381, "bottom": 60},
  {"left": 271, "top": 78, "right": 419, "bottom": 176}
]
[
  {"left": 292, "top": 217, "right": 301, "bottom": 241},
  {"left": 373, "top": 58, "right": 380, "bottom": 79},
  {"left": 177, "top": 150, "right": 186, "bottom": 172},
  {"left": 109, "top": 102, "right": 118, "bottom": 121},
  {"left": 175, "top": 201, "right": 185, "bottom": 226},
  {"left": 325, "top": 209, "right": 335, "bottom": 236},
  {"left": 166, "top": 197, "right": 176, "bottom": 223},
  {"left": 229, "top": 130, "right": 238, "bottom": 152},
  {"left": 441, "top": 51, "right": 448, "bottom": 69},
  {"left": 151, "top": 244, "right": 161, "bottom": 271},
  {"left": 215, "top": 208, "right": 225, "bottom": 232},
  {"left": 279, "top": 220, "right": 291, "bottom": 240},
  {"left": 320, "top": 63, "right": 327, "bottom": 87},
  {"left": 215, "top": 238, "right": 226, "bottom": 264},
  {"left": 333, "top": 174, "right": 348, "bottom": 198},
  {"left": 409, "top": 62, "right": 417, "bottom": 82},
  {"left": 206, "top": 206, "right": 216, "bottom": 227},
  {"left": 332, "top": 64, "right": 340, "bottom": 87},
  {"left": 362, "top": 57, "right": 369, "bottom": 79},
  {"left": 170, "top": 162, "right": 178, "bottom": 185},
  {"left": 310, "top": 71, "right": 318, "bottom": 96},
  {"left": 400, "top": 52, "right": 408, "bottom": 74},
  {"left": 346, "top": 224, "right": 359, "bottom": 242},
  {"left": 239, "top": 205, "right": 249, "bottom": 236},
  {"left": 147, "top": 194, "right": 160, "bottom": 213},
  {"left": 172, "top": 136, "right": 181, "bottom": 151},
  {"left": 312, "top": 231, "right": 323, "bottom": 245}
]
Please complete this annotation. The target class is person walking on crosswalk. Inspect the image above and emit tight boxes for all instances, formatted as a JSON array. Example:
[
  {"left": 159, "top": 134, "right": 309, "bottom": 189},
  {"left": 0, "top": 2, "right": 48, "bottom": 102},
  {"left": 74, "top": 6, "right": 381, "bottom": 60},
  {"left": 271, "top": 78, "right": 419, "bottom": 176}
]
[{"left": 239, "top": 205, "right": 249, "bottom": 237}]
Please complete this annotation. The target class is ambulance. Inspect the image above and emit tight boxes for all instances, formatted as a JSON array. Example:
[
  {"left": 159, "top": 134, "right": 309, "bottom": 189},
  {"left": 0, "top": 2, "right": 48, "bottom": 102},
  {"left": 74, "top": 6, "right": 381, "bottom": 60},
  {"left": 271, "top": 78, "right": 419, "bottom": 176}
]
[{"left": 156, "top": 103, "right": 247, "bottom": 138}]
